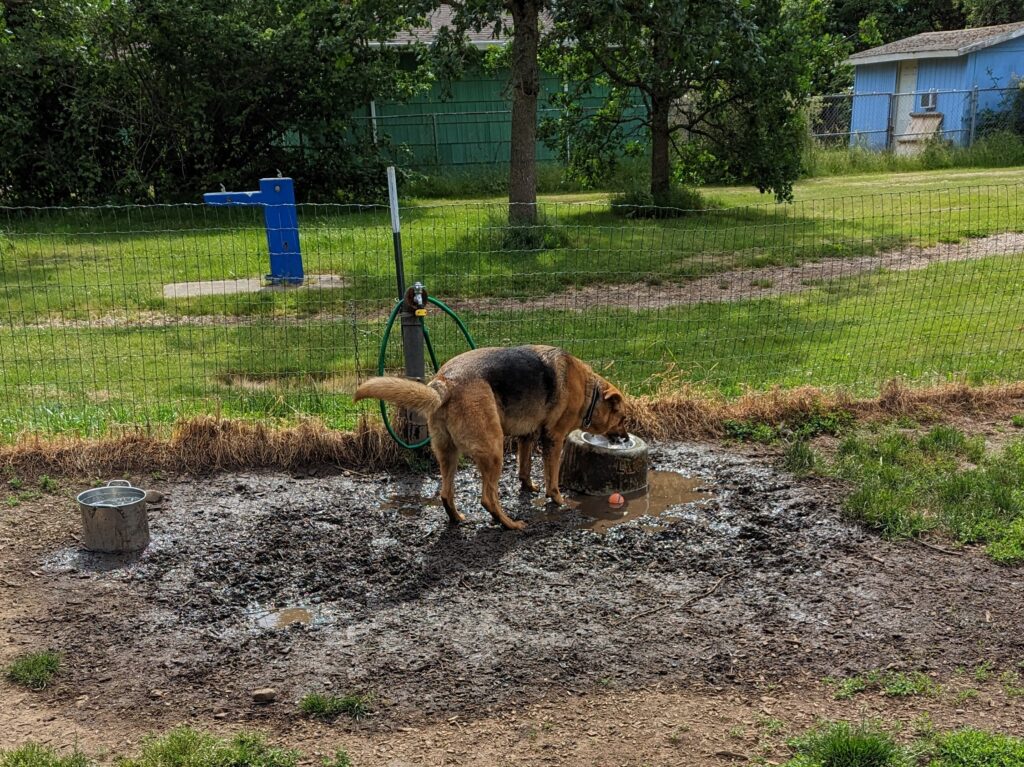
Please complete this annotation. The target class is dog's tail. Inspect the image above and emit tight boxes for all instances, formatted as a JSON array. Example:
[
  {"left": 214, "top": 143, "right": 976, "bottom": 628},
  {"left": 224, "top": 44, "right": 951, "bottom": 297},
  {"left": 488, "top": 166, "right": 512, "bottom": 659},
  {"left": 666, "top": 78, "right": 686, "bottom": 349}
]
[{"left": 353, "top": 377, "right": 445, "bottom": 415}]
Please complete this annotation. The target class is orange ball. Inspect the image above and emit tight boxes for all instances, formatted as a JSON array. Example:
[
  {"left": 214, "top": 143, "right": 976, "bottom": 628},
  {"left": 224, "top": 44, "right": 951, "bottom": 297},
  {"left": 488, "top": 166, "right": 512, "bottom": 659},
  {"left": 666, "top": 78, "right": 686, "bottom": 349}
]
[{"left": 608, "top": 492, "right": 625, "bottom": 508}]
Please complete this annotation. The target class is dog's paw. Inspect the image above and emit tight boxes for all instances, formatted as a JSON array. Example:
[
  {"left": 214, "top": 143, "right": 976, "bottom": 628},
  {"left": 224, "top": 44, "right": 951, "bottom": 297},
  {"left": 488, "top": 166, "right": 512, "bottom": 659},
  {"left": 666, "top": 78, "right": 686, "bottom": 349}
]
[
  {"left": 504, "top": 519, "right": 528, "bottom": 531},
  {"left": 519, "top": 478, "right": 539, "bottom": 493},
  {"left": 546, "top": 493, "right": 566, "bottom": 506}
]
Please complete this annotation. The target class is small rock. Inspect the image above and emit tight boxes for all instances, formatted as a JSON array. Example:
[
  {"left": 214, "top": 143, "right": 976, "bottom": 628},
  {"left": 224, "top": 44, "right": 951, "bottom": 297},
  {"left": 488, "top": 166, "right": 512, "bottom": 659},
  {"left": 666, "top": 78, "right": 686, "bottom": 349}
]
[
  {"left": 252, "top": 688, "right": 277, "bottom": 703},
  {"left": 214, "top": 711, "right": 229, "bottom": 720},
  {"left": 145, "top": 490, "right": 164, "bottom": 504}
]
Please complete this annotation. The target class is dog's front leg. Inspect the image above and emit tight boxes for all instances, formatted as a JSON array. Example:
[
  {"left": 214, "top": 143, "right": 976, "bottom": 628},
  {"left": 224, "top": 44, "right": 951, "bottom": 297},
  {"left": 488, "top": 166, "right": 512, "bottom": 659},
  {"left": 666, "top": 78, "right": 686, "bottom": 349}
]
[{"left": 541, "top": 435, "right": 567, "bottom": 506}]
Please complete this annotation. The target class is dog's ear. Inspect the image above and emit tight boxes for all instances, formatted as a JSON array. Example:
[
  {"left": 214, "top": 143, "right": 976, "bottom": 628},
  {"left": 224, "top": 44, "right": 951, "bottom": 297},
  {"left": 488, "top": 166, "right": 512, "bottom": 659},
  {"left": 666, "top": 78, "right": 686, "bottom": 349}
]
[{"left": 603, "top": 385, "right": 623, "bottom": 406}]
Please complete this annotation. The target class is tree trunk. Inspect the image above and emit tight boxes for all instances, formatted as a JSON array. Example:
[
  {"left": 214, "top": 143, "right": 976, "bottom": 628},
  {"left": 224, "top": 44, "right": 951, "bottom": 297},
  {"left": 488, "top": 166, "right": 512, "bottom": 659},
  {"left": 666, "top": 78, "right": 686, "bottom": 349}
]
[
  {"left": 508, "top": 0, "right": 539, "bottom": 225},
  {"left": 650, "top": 93, "right": 671, "bottom": 206}
]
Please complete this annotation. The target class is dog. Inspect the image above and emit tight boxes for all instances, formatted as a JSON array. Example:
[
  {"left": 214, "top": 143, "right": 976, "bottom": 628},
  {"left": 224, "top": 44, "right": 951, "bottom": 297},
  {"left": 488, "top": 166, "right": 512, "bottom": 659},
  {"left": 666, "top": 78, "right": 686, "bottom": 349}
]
[{"left": 354, "top": 345, "right": 626, "bottom": 530}]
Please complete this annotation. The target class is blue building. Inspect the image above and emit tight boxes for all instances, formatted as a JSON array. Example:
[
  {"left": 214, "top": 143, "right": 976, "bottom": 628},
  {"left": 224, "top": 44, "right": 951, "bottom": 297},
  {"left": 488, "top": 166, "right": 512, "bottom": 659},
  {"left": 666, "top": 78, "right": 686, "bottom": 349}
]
[{"left": 846, "top": 21, "right": 1024, "bottom": 151}]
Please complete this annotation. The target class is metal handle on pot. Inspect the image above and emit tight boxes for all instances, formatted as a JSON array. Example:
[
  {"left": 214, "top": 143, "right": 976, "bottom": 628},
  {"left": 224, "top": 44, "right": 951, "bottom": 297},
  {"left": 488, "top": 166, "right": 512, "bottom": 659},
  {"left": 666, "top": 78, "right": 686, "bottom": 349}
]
[{"left": 107, "top": 480, "right": 133, "bottom": 487}]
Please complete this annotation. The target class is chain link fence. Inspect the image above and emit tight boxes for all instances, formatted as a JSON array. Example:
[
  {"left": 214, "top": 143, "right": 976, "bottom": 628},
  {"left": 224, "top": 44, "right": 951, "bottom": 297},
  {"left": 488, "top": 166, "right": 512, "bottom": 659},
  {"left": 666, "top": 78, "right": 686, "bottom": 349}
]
[
  {"left": 2, "top": 183, "right": 1024, "bottom": 438},
  {"left": 810, "top": 86, "right": 1024, "bottom": 150}
]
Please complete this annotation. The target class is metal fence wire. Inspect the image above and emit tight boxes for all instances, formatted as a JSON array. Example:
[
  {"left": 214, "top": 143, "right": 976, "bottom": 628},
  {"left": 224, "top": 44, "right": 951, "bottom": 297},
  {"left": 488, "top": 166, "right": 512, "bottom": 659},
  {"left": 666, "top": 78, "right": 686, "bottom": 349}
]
[
  {"left": 1, "top": 184, "right": 1023, "bottom": 438},
  {"left": 809, "top": 86, "right": 1024, "bottom": 149}
]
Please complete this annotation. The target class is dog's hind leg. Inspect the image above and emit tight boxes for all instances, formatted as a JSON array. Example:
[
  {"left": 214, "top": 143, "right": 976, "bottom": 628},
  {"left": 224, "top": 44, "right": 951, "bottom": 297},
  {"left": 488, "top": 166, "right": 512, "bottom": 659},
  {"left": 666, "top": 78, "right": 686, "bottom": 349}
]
[
  {"left": 517, "top": 435, "right": 538, "bottom": 493},
  {"left": 475, "top": 447, "right": 526, "bottom": 530},
  {"left": 431, "top": 427, "right": 464, "bottom": 525}
]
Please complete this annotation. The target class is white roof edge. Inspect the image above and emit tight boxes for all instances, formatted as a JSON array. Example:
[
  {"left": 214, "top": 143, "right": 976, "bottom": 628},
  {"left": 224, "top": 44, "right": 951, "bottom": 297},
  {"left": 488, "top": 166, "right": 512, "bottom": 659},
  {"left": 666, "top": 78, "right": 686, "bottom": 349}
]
[
  {"left": 846, "top": 50, "right": 959, "bottom": 66},
  {"left": 849, "top": 25, "right": 1024, "bottom": 67},
  {"left": 957, "top": 26, "right": 1024, "bottom": 55}
]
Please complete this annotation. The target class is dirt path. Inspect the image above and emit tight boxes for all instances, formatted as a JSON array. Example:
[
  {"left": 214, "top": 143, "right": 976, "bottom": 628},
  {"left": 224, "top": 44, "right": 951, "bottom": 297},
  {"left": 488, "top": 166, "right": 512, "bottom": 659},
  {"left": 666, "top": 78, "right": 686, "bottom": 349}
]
[
  {"left": 447, "top": 231, "right": 1024, "bottom": 314},
  {"left": 2, "top": 439, "right": 1023, "bottom": 759},
  {"left": 17, "top": 231, "right": 1024, "bottom": 330},
  {"left": 3, "top": 680, "right": 1024, "bottom": 765}
]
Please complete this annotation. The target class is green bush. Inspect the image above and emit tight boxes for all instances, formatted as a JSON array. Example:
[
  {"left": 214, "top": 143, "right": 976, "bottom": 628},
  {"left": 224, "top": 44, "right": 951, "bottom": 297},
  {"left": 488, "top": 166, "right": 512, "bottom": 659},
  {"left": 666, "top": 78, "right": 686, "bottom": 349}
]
[{"left": 610, "top": 186, "right": 705, "bottom": 218}]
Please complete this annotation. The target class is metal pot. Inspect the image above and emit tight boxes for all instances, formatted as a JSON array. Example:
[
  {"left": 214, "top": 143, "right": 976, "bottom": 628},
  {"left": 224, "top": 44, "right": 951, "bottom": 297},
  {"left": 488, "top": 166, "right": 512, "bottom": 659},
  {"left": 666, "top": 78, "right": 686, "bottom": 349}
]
[{"left": 76, "top": 479, "right": 150, "bottom": 554}]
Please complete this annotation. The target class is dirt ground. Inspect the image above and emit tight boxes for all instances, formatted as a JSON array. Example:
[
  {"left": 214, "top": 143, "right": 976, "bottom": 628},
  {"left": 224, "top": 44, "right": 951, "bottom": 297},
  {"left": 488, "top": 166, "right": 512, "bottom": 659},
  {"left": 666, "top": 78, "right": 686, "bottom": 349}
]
[{"left": 2, "top": 439, "right": 1023, "bottom": 764}]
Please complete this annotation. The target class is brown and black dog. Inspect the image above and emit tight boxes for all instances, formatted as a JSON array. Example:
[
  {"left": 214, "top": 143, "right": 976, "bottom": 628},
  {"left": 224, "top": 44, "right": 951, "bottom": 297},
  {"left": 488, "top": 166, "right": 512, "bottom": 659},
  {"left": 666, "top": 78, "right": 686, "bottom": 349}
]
[{"left": 354, "top": 345, "right": 626, "bottom": 530}]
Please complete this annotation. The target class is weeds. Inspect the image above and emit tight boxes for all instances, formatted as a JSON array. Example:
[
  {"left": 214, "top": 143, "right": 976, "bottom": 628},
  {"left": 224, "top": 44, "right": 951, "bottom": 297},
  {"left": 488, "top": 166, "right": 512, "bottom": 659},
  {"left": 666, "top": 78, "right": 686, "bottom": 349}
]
[
  {"left": 0, "top": 745, "right": 91, "bottom": 767},
  {"left": 783, "top": 439, "right": 817, "bottom": 475},
  {"left": 5, "top": 651, "right": 61, "bottom": 690},
  {"left": 830, "top": 671, "right": 938, "bottom": 700},
  {"left": 828, "top": 426, "right": 1024, "bottom": 562},
  {"left": 38, "top": 475, "right": 58, "bottom": 493},
  {"left": 298, "top": 692, "right": 373, "bottom": 721},
  {"left": 322, "top": 751, "right": 353, "bottom": 767},
  {"left": 119, "top": 728, "right": 297, "bottom": 767},
  {"left": 921, "top": 727, "right": 1024, "bottom": 767},
  {"left": 783, "top": 721, "right": 907, "bottom": 767},
  {"left": 1000, "top": 670, "right": 1024, "bottom": 697}
]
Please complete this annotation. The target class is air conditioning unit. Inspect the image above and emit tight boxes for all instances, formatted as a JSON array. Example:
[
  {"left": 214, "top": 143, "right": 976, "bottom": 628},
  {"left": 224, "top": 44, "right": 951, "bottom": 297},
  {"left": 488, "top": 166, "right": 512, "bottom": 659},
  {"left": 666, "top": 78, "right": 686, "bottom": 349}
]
[{"left": 921, "top": 91, "right": 938, "bottom": 112}]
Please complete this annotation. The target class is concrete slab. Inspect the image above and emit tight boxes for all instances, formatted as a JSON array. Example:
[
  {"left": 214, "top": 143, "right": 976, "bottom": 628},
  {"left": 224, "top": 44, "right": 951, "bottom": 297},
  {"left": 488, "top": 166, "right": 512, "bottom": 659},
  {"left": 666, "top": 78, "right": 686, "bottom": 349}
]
[{"left": 162, "top": 274, "right": 348, "bottom": 300}]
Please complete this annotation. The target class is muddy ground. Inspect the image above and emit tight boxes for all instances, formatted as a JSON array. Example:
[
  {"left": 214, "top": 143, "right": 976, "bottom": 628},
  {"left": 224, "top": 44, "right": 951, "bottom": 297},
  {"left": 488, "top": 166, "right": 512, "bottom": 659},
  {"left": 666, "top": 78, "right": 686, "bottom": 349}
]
[{"left": 2, "top": 440, "right": 1023, "bottom": 762}]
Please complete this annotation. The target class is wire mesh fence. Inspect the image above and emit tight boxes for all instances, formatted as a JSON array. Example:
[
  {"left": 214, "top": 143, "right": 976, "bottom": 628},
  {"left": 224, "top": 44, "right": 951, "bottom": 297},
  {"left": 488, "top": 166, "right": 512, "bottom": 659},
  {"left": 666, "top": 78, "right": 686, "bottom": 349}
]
[{"left": 2, "top": 183, "right": 1024, "bottom": 439}]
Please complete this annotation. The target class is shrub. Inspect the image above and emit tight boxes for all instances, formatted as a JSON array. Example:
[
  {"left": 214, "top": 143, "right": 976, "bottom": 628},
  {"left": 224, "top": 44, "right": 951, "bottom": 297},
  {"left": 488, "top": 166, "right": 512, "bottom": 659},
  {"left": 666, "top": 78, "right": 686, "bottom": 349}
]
[{"left": 610, "top": 186, "right": 705, "bottom": 219}]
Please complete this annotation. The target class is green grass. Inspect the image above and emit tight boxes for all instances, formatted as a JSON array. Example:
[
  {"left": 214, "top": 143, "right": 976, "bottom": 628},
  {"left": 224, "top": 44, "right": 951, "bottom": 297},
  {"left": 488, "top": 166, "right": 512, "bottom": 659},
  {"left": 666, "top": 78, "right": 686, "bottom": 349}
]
[
  {"left": 119, "top": 728, "right": 297, "bottom": 767},
  {"left": 923, "top": 727, "right": 1024, "bottom": 767},
  {"left": 783, "top": 721, "right": 908, "bottom": 767},
  {"left": 821, "top": 426, "right": 1024, "bottom": 563},
  {"left": 298, "top": 692, "right": 373, "bottom": 721},
  {"left": 783, "top": 721, "right": 1024, "bottom": 767},
  {"left": 4, "top": 651, "right": 61, "bottom": 690},
  {"left": 804, "top": 133, "right": 1024, "bottom": 180},
  {"left": 830, "top": 671, "right": 939, "bottom": 700},
  {"left": 3, "top": 169, "right": 1024, "bottom": 438},
  {"left": 0, "top": 744, "right": 91, "bottom": 767}
]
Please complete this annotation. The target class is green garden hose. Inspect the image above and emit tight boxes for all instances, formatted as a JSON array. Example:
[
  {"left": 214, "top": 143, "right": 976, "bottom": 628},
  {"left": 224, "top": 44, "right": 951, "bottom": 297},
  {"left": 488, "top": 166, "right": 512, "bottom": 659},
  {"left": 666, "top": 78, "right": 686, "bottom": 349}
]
[{"left": 376, "top": 296, "right": 476, "bottom": 449}]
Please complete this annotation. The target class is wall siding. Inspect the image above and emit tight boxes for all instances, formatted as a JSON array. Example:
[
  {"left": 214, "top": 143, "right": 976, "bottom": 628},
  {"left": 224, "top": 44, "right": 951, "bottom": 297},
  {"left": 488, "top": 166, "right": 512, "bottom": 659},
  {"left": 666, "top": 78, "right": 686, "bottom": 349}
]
[
  {"left": 850, "top": 63, "right": 897, "bottom": 148},
  {"left": 915, "top": 57, "right": 970, "bottom": 144},
  {"left": 967, "top": 36, "right": 1024, "bottom": 114}
]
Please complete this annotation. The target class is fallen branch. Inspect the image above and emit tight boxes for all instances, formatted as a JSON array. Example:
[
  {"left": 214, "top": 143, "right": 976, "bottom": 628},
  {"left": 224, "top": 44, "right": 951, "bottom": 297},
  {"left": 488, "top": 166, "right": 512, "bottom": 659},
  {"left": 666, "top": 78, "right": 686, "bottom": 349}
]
[{"left": 916, "top": 538, "right": 962, "bottom": 556}]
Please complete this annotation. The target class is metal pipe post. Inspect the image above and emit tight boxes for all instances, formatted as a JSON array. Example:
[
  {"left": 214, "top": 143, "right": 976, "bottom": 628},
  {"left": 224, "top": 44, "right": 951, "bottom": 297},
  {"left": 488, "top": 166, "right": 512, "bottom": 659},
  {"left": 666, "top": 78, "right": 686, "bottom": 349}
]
[{"left": 386, "top": 166, "right": 427, "bottom": 444}]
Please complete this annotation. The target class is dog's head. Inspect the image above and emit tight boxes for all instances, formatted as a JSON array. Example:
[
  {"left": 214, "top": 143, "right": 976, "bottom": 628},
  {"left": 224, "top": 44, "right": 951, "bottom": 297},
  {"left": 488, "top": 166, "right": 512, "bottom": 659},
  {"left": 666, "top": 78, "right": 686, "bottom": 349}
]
[{"left": 586, "top": 376, "right": 627, "bottom": 439}]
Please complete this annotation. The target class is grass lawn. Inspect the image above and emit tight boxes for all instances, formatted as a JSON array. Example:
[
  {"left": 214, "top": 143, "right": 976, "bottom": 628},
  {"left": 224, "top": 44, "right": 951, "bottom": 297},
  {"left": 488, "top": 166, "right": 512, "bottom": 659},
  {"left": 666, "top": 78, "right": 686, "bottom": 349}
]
[{"left": 1, "top": 168, "right": 1024, "bottom": 436}]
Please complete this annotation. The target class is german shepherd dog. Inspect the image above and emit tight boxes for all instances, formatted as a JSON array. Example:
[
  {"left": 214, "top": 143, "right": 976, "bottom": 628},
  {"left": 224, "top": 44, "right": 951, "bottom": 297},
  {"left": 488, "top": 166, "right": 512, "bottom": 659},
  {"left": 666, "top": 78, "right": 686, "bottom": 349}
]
[{"left": 354, "top": 345, "right": 626, "bottom": 530}]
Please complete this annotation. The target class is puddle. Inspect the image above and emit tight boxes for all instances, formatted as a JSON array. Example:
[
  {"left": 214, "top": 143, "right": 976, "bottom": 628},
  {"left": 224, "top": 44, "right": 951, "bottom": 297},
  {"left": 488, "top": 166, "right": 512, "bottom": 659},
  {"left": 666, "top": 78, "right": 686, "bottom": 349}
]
[
  {"left": 382, "top": 493, "right": 441, "bottom": 517},
  {"left": 382, "top": 470, "right": 712, "bottom": 532},
  {"left": 539, "top": 470, "right": 713, "bottom": 533},
  {"left": 255, "top": 607, "right": 316, "bottom": 629}
]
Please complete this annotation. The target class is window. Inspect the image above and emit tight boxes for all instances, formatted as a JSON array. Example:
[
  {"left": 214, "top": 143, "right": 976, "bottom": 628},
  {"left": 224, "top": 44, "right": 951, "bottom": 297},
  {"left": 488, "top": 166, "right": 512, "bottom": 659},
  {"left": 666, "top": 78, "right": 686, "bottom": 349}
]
[{"left": 920, "top": 91, "right": 938, "bottom": 112}]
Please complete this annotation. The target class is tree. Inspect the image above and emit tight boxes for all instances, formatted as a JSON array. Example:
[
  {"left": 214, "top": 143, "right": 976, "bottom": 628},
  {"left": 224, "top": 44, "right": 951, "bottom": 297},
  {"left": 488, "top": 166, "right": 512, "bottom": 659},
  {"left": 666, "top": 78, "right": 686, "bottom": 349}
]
[
  {"left": 437, "top": 1, "right": 545, "bottom": 224},
  {"left": 0, "top": 0, "right": 432, "bottom": 204},
  {"left": 958, "top": 0, "right": 1024, "bottom": 26},
  {"left": 546, "top": 0, "right": 837, "bottom": 204},
  {"left": 827, "top": 0, "right": 965, "bottom": 52}
]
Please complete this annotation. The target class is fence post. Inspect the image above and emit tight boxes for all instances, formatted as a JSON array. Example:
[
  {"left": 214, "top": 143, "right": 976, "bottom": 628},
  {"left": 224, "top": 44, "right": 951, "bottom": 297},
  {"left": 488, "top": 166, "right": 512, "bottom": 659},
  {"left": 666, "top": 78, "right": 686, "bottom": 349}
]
[
  {"left": 431, "top": 113, "right": 440, "bottom": 166},
  {"left": 386, "top": 166, "right": 427, "bottom": 445},
  {"left": 969, "top": 86, "right": 979, "bottom": 146},
  {"left": 886, "top": 93, "right": 895, "bottom": 150}
]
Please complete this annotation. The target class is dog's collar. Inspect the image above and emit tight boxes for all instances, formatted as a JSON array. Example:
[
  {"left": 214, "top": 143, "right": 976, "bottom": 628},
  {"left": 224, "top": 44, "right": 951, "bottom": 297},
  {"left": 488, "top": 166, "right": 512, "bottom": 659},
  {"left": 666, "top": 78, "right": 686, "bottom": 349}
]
[{"left": 582, "top": 380, "right": 601, "bottom": 429}]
